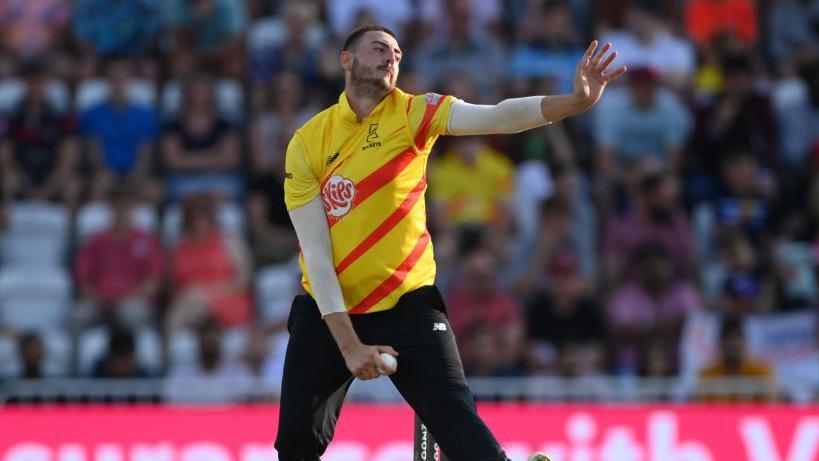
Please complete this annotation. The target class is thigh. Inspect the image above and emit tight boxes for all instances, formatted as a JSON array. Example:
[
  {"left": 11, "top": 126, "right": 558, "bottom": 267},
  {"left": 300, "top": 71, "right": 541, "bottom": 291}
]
[
  {"left": 380, "top": 289, "right": 508, "bottom": 461},
  {"left": 275, "top": 295, "right": 353, "bottom": 461}
]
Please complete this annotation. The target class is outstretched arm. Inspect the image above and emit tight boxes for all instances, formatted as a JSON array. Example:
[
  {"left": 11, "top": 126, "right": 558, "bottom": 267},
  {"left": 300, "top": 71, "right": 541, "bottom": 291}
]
[{"left": 448, "top": 41, "right": 627, "bottom": 136}]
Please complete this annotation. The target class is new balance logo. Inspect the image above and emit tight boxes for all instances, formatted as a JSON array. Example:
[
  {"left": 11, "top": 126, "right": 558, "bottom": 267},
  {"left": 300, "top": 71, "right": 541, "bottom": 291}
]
[
  {"left": 433, "top": 323, "right": 447, "bottom": 331},
  {"left": 326, "top": 152, "right": 340, "bottom": 166}
]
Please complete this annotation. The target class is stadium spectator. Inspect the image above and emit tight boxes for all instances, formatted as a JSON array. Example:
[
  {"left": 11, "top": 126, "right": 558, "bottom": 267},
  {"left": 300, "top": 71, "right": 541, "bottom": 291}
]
[
  {"left": 414, "top": 0, "right": 505, "bottom": 96},
  {"left": 703, "top": 232, "right": 773, "bottom": 314},
  {"left": 0, "top": 0, "right": 71, "bottom": 59},
  {"left": 685, "top": 0, "right": 758, "bottom": 49},
  {"left": 160, "top": 74, "right": 243, "bottom": 202},
  {"left": 507, "top": 0, "right": 584, "bottom": 95},
  {"left": 698, "top": 317, "right": 776, "bottom": 402},
  {"left": 167, "top": 195, "right": 252, "bottom": 332},
  {"left": 91, "top": 328, "right": 150, "bottom": 378},
  {"left": 16, "top": 333, "right": 45, "bottom": 379},
  {"left": 248, "top": 1, "right": 325, "bottom": 89},
  {"left": 607, "top": 243, "right": 702, "bottom": 375},
  {"left": 709, "top": 149, "right": 775, "bottom": 244},
  {"left": 690, "top": 54, "right": 778, "bottom": 176},
  {"left": 517, "top": 197, "right": 587, "bottom": 294},
  {"left": 166, "top": 317, "right": 254, "bottom": 402},
  {"left": 325, "top": 0, "right": 413, "bottom": 39},
  {"left": 161, "top": 0, "right": 247, "bottom": 77},
  {"left": 639, "top": 337, "right": 677, "bottom": 378},
  {"left": 73, "top": 0, "right": 159, "bottom": 57},
  {"left": 768, "top": 0, "right": 819, "bottom": 64},
  {"left": 0, "top": 61, "right": 79, "bottom": 206},
  {"left": 429, "top": 137, "right": 514, "bottom": 231},
  {"left": 80, "top": 59, "right": 161, "bottom": 202},
  {"left": 602, "top": 173, "right": 694, "bottom": 284},
  {"left": 74, "top": 185, "right": 164, "bottom": 330},
  {"left": 447, "top": 246, "right": 525, "bottom": 377},
  {"left": 595, "top": 66, "right": 691, "bottom": 184},
  {"left": 551, "top": 165, "right": 597, "bottom": 277},
  {"left": 524, "top": 250, "right": 605, "bottom": 373},
  {"left": 600, "top": 2, "right": 695, "bottom": 88},
  {"left": 246, "top": 75, "right": 307, "bottom": 265}
]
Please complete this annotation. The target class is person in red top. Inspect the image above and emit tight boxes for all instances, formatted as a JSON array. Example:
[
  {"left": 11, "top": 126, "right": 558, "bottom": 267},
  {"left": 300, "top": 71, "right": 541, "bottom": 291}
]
[
  {"left": 74, "top": 185, "right": 163, "bottom": 329},
  {"left": 446, "top": 245, "right": 525, "bottom": 375},
  {"left": 167, "top": 194, "right": 252, "bottom": 333},
  {"left": 685, "top": 0, "right": 758, "bottom": 48}
]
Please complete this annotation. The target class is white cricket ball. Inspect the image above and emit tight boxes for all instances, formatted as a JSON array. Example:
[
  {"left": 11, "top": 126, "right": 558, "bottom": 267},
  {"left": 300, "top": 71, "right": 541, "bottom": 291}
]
[{"left": 377, "top": 352, "right": 398, "bottom": 375}]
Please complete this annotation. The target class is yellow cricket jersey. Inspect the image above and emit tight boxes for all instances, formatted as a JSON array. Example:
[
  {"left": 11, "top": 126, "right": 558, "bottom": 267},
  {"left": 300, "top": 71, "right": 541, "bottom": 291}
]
[{"left": 284, "top": 88, "right": 455, "bottom": 314}]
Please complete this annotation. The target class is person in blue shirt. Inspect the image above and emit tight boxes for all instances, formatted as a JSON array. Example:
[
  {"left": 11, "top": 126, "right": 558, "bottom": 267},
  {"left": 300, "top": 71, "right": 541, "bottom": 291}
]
[
  {"left": 73, "top": 0, "right": 159, "bottom": 57},
  {"left": 80, "top": 59, "right": 160, "bottom": 203}
]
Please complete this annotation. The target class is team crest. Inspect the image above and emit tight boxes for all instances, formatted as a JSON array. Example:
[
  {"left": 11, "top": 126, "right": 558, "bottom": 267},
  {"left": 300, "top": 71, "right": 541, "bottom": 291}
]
[{"left": 322, "top": 175, "right": 356, "bottom": 219}]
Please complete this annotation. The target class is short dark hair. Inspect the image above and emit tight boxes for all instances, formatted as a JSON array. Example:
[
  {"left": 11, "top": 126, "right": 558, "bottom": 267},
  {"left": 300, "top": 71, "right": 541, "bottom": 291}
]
[{"left": 342, "top": 25, "right": 397, "bottom": 52}]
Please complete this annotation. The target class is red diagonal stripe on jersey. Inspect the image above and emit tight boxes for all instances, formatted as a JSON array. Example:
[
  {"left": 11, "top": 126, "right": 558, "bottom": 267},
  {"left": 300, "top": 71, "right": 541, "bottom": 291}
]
[
  {"left": 335, "top": 176, "right": 427, "bottom": 275},
  {"left": 328, "top": 147, "right": 417, "bottom": 228},
  {"left": 413, "top": 96, "right": 446, "bottom": 150},
  {"left": 348, "top": 230, "right": 431, "bottom": 314}
]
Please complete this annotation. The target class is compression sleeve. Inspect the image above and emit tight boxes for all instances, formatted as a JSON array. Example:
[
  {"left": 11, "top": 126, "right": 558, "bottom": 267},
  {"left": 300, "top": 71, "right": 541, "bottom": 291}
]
[
  {"left": 447, "top": 97, "right": 551, "bottom": 136},
  {"left": 288, "top": 196, "right": 348, "bottom": 317}
]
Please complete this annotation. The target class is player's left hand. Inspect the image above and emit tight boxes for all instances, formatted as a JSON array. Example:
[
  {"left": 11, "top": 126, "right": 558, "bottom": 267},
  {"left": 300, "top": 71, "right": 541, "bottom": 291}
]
[{"left": 573, "top": 40, "right": 627, "bottom": 110}]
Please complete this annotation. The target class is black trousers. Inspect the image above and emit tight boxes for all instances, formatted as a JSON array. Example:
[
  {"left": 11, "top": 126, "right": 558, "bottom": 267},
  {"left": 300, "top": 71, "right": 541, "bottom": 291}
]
[{"left": 274, "top": 285, "right": 508, "bottom": 461}]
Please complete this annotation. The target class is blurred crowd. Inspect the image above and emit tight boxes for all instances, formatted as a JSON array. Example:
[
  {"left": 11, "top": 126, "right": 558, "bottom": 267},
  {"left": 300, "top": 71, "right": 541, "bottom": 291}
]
[{"left": 0, "top": 0, "right": 818, "bottom": 402}]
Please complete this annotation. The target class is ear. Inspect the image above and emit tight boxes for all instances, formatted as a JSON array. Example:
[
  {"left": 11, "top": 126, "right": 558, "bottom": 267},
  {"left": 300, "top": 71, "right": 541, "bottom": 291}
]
[{"left": 340, "top": 50, "right": 353, "bottom": 72}]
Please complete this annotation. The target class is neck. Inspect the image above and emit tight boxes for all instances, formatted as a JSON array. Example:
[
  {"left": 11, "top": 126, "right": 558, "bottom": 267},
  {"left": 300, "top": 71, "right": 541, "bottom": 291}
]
[{"left": 345, "top": 82, "right": 388, "bottom": 122}]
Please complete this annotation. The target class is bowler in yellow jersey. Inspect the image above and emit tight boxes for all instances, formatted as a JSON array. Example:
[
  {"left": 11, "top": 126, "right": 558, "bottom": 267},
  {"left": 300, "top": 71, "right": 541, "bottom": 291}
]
[{"left": 277, "top": 25, "right": 625, "bottom": 461}]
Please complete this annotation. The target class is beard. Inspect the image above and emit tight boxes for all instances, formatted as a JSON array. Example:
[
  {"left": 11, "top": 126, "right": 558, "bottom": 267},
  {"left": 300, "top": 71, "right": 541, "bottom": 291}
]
[{"left": 350, "top": 57, "right": 395, "bottom": 98}]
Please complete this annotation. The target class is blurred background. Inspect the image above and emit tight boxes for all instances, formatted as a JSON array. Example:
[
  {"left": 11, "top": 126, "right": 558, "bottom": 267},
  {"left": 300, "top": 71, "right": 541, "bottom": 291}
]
[{"left": 0, "top": 0, "right": 818, "bottom": 408}]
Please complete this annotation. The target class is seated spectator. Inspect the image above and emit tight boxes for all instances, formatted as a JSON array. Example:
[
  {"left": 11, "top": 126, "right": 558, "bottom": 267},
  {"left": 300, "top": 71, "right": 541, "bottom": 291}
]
[
  {"left": 446, "top": 246, "right": 524, "bottom": 376},
  {"left": 325, "top": 0, "right": 413, "bottom": 39},
  {"left": 525, "top": 251, "right": 605, "bottom": 374},
  {"left": 600, "top": 2, "right": 695, "bottom": 88},
  {"left": 768, "top": 0, "right": 819, "bottom": 65},
  {"left": 690, "top": 54, "right": 778, "bottom": 178},
  {"left": 507, "top": 1, "right": 583, "bottom": 94},
  {"left": 461, "top": 323, "right": 522, "bottom": 378},
  {"left": 603, "top": 173, "right": 694, "bottom": 285},
  {"left": 595, "top": 66, "right": 691, "bottom": 186},
  {"left": 0, "top": 61, "right": 79, "bottom": 206},
  {"left": 552, "top": 341, "right": 609, "bottom": 400},
  {"left": 639, "top": 337, "right": 677, "bottom": 378},
  {"left": 162, "top": 0, "right": 247, "bottom": 78},
  {"left": 704, "top": 232, "right": 773, "bottom": 314},
  {"left": 73, "top": 0, "right": 159, "bottom": 58},
  {"left": 246, "top": 74, "right": 308, "bottom": 265},
  {"left": 74, "top": 184, "right": 164, "bottom": 329},
  {"left": 517, "top": 197, "right": 592, "bottom": 294},
  {"left": 698, "top": 317, "right": 776, "bottom": 402},
  {"left": 685, "top": 0, "right": 758, "bottom": 50},
  {"left": 92, "top": 327, "right": 150, "bottom": 378},
  {"left": 167, "top": 195, "right": 252, "bottom": 332},
  {"left": 0, "top": 0, "right": 71, "bottom": 59},
  {"left": 710, "top": 149, "right": 775, "bottom": 244},
  {"left": 607, "top": 243, "right": 702, "bottom": 375},
  {"left": 247, "top": 2, "right": 325, "bottom": 89},
  {"left": 551, "top": 165, "right": 597, "bottom": 277},
  {"left": 80, "top": 59, "right": 161, "bottom": 203},
  {"left": 160, "top": 74, "right": 243, "bottom": 202},
  {"left": 166, "top": 317, "right": 254, "bottom": 402},
  {"left": 16, "top": 333, "right": 45, "bottom": 379},
  {"left": 414, "top": 0, "right": 505, "bottom": 96},
  {"left": 429, "top": 137, "right": 514, "bottom": 230}
]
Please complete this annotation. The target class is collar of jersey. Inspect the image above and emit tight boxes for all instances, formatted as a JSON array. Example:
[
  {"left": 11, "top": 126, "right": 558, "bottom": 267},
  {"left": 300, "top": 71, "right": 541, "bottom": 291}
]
[{"left": 337, "top": 90, "right": 392, "bottom": 125}]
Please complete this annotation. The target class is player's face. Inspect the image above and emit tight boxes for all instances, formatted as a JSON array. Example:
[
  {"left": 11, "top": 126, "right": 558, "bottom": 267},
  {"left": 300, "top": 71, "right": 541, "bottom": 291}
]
[{"left": 350, "top": 31, "right": 402, "bottom": 92}]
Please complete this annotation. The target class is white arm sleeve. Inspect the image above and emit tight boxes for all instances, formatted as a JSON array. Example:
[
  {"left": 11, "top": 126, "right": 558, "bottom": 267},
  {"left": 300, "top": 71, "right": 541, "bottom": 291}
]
[
  {"left": 447, "top": 97, "right": 551, "bottom": 136},
  {"left": 288, "top": 196, "right": 347, "bottom": 317}
]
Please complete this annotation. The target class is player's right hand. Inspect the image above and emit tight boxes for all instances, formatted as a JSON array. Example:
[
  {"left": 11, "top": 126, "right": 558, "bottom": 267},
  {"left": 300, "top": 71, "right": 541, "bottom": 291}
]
[{"left": 342, "top": 343, "right": 398, "bottom": 380}]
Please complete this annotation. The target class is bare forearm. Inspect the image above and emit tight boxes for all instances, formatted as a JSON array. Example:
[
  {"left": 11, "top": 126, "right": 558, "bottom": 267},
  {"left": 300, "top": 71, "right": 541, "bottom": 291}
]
[
  {"left": 540, "top": 93, "right": 587, "bottom": 124},
  {"left": 323, "top": 311, "right": 363, "bottom": 353}
]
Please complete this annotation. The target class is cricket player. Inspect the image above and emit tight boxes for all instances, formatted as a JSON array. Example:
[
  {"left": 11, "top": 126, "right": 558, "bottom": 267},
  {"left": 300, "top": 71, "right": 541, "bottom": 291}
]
[{"left": 276, "top": 25, "right": 626, "bottom": 461}]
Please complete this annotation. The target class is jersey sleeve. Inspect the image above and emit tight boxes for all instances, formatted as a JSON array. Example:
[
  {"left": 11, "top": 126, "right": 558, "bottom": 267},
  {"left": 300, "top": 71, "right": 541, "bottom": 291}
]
[
  {"left": 283, "top": 133, "right": 321, "bottom": 211},
  {"left": 409, "top": 92, "right": 457, "bottom": 151}
]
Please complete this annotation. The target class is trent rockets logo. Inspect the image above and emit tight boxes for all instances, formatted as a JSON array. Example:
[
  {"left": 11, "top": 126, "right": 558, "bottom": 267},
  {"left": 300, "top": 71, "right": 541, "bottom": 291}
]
[
  {"left": 322, "top": 175, "right": 356, "bottom": 219},
  {"left": 362, "top": 123, "right": 381, "bottom": 150}
]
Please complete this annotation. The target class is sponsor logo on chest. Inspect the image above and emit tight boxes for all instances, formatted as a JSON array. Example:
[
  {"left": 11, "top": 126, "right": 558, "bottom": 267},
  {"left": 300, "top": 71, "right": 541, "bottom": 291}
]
[{"left": 322, "top": 175, "right": 356, "bottom": 219}]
